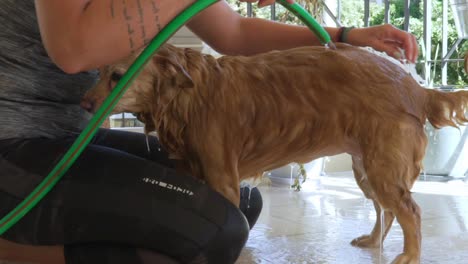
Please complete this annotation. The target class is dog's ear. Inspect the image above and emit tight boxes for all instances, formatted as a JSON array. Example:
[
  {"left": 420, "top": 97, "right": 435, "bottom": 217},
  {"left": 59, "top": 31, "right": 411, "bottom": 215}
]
[{"left": 153, "top": 46, "right": 194, "bottom": 89}]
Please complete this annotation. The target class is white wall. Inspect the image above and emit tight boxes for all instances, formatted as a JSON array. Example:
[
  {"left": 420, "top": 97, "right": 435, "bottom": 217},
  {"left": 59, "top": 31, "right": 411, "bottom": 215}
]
[
  {"left": 167, "top": 26, "right": 203, "bottom": 50},
  {"left": 324, "top": 154, "right": 352, "bottom": 173}
]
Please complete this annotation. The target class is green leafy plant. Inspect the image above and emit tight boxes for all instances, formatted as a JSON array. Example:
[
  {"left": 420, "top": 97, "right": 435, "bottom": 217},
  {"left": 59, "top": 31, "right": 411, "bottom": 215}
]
[
  {"left": 355, "top": 0, "right": 467, "bottom": 87},
  {"left": 226, "top": 0, "right": 323, "bottom": 22},
  {"left": 291, "top": 163, "right": 308, "bottom": 191}
]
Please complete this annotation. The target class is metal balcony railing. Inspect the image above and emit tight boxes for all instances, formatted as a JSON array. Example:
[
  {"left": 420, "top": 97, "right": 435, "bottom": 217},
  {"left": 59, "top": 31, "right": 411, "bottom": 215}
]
[{"left": 243, "top": 0, "right": 467, "bottom": 88}]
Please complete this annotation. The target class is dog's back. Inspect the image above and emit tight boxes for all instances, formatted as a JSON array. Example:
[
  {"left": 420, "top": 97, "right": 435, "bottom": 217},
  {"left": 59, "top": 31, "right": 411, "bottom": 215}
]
[
  {"left": 178, "top": 43, "right": 437, "bottom": 176},
  {"left": 83, "top": 43, "right": 467, "bottom": 182}
]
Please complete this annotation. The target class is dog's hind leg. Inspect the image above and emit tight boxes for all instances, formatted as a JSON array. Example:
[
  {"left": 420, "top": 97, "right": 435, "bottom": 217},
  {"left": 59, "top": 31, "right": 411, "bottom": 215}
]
[
  {"left": 361, "top": 134, "right": 423, "bottom": 264},
  {"left": 350, "top": 156, "right": 395, "bottom": 248}
]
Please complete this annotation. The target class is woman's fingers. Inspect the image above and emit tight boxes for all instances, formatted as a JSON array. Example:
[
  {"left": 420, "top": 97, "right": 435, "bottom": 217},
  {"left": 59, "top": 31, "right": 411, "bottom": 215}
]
[
  {"left": 346, "top": 25, "right": 419, "bottom": 63},
  {"left": 389, "top": 28, "right": 418, "bottom": 63}
]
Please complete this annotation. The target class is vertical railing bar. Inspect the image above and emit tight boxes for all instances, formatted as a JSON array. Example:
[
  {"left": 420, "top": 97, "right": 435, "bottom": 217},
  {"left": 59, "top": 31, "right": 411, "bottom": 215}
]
[
  {"left": 442, "top": 0, "right": 449, "bottom": 85},
  {"left": 404, "top": 0, "right": 410, "bottom": 31},
  {"left": 271, "top": 3, "right": 276, "bottom": 20},
  {"left": 424, "top": 0, "right": 433, "bottom": 85},
  {"left": 337, "top": 0, "right": 342, "bottom": 22},
  {"left": 384, "top": 0, "right": 390, "bottom": 24},
  {"left": 364, "top": 0, "right": 370, "bottom": 27},
  {"left": 322, "top": 0, "right": 343, "bottom": 27}
]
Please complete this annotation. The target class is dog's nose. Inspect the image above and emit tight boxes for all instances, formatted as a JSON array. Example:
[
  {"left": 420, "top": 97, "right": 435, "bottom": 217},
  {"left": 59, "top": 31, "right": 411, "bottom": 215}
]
[{"left": 80, "top": 99, "right": 95, "bottom": 113}]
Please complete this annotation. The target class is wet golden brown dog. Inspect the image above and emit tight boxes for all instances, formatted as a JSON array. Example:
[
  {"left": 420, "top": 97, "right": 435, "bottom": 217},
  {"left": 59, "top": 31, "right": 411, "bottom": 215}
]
[{"left": 81, "top": 43, "right": 468, "bottom": 264}]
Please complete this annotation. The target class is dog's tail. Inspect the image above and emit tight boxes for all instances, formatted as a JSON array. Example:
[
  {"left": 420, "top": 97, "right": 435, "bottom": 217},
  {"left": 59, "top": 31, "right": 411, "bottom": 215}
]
[{"left": 425, "top": 89, "right": 468, "bottom": 129}]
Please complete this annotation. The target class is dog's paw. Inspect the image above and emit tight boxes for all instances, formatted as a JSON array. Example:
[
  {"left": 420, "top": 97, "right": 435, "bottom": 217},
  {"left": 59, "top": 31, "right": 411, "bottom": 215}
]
[
  {"left": 350, "top": 235, "right": 380, "bottom": 248},
  {"left": 391, "top": 253, "right": 419, "bottom": 264}
]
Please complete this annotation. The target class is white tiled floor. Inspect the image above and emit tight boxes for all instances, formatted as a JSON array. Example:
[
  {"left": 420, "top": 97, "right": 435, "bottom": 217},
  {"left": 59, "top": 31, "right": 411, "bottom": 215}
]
[{"left": 236, "top": 173, "right": 468, "bottom": 264}]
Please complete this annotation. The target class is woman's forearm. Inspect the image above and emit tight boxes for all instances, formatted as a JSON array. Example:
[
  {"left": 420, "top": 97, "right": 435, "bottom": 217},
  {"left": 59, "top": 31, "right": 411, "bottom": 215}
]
[
  {"left": 233, "top": 17, "right": 340, "bottom": 56},
  {"left": 187, "top": 2, "right": 340, "bottom": 56},
  {"left": 35, "top": 0, "right": 194, "bottom": 73}
]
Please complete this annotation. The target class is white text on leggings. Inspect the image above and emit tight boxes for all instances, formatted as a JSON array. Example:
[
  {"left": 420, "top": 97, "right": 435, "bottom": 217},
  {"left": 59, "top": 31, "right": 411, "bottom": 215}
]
[{"left": 142, "top": 177, "right": 194, "bottom": 196}]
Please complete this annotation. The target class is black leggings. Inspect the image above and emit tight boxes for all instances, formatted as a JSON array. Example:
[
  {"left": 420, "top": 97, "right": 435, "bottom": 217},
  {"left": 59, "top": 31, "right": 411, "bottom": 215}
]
[{"left": 0, "top": 129, "right": 262, "bottom": 264}]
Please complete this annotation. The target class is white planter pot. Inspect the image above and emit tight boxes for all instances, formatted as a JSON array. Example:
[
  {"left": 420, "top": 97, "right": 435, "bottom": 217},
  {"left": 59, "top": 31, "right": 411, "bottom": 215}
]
[{"left": 423, "top": 122, "right": 468, "bottom": 177}]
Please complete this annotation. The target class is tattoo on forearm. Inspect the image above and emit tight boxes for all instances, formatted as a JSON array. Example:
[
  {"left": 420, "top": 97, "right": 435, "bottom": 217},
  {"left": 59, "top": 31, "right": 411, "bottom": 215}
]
[
  {"left": 136, "top": 0, "right": 148, "bottom": 45},
  {"left": 150, "top": 0, "right": 162, "bottom": 32},
  {"left": 110, "top": 0, "right": 115, "bottom": 18},
  {"left": 122, "top": 0, "right": 135, "bottom": 51},
  {"left": 83, "top": 1, "right": 92, "bottom": 11}
]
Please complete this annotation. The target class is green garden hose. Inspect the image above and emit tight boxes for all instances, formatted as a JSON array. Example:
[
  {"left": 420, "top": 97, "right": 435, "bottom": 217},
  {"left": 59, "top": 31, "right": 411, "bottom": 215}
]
[
  {"left": 0, "top": 0, "right": 332, "bottom": 235},
  {"left": 277, "top": 0, "right": 333, "bottom": 46}
]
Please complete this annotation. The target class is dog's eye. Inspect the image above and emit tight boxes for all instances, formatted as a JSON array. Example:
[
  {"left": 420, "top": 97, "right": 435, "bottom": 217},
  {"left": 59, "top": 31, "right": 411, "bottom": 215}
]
[{"left": 111, "top": 72, "right": 123, "bottom": 82}]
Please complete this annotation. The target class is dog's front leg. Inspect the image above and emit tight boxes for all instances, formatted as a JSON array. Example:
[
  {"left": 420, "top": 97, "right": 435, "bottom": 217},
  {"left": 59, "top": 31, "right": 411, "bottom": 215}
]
[{"left": 202, "top": 165, "right": 241, "bottom": 207}]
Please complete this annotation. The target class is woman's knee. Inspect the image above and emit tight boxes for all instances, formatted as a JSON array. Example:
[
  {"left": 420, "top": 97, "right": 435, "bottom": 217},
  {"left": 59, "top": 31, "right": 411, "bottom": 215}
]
[
  {"left": 187, "top": 187, "right": 261, "bottom": 263},
  {"left": 197, "top": 199, "right": 249, "bottom": 264}
]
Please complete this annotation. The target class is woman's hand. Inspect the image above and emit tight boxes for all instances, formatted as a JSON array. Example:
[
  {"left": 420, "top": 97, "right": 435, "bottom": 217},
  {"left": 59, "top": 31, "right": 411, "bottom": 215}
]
[
  {"left": 345, "top": 24, "right": 418, "bottom": 63},
  {"left": 239, "top": 0, "right": 294, "bottom": 8}
]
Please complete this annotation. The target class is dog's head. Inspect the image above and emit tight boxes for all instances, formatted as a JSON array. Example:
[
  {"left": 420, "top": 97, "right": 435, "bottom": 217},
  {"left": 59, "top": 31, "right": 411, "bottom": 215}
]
[{"left": 80, "top": 44, "right": 194, "bottom": 131}]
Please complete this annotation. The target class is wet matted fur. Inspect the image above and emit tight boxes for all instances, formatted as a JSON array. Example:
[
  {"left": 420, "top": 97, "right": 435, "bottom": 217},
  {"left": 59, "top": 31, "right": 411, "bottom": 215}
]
[{"left": 82, "top": 43, "right": 468, "bottom": 264}]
